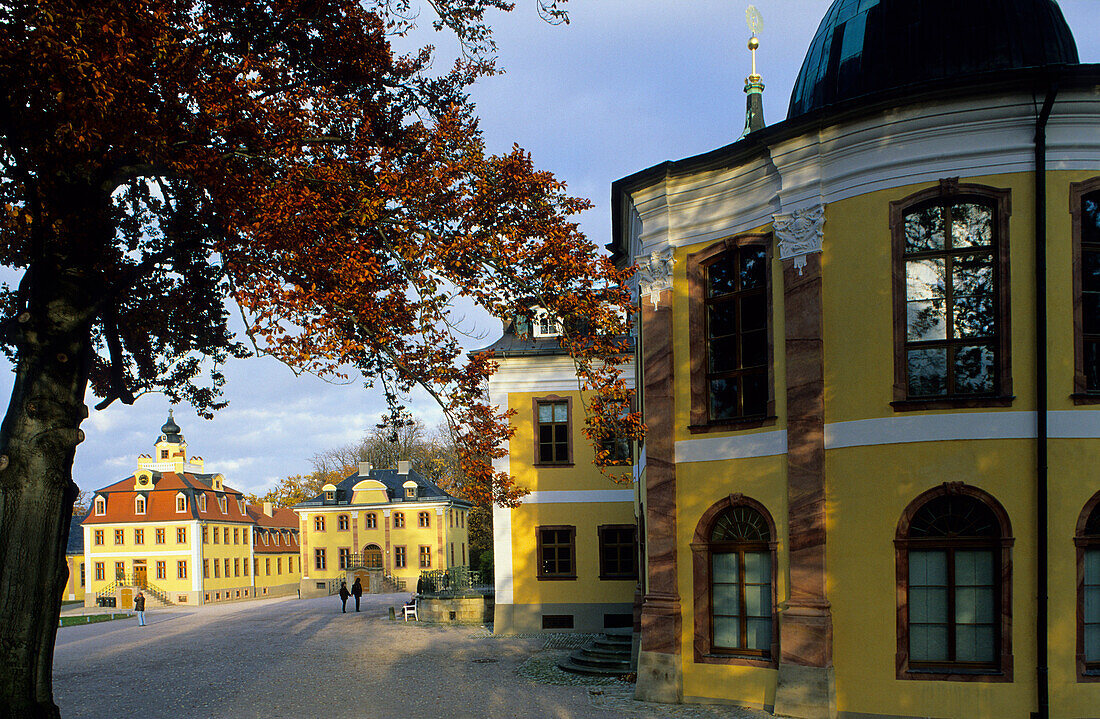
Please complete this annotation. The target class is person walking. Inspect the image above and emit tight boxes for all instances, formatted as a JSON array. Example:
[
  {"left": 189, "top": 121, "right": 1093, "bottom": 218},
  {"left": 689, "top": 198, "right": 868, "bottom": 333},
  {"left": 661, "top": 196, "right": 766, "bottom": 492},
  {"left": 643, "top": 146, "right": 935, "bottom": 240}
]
[
  {"left": 338, "top": 581, "right": 350, "bottom": 613},
  {"left": 351, "top": 577, "right": 363, "bottom": 612},
  {"left": 134, "top": 591, "right": 146, "bottom": 627}
]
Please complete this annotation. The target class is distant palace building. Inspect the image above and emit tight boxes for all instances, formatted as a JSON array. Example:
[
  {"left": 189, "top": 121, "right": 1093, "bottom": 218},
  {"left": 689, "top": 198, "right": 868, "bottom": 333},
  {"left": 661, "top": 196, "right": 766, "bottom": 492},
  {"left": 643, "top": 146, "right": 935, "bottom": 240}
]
[{"left": 81, "top": 413, "right": 299, "bottom": 607}]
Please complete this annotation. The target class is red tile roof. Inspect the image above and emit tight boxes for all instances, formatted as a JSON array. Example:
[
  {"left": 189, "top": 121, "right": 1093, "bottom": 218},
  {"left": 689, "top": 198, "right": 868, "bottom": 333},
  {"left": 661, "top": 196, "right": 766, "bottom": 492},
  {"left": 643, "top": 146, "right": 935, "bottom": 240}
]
[
  {"left": 246, "top": 504, "right": 300, "bottom": 553},
  {"left": 83, "top": 472, "right": 251, "bottom": 525}
]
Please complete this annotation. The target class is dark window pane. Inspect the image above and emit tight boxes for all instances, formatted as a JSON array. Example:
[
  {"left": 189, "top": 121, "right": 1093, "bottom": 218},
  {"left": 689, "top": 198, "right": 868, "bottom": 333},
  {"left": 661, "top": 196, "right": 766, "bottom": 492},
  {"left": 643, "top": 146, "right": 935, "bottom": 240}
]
[
  {"left": 1085, "top": 293, "right": 1100, "bottom": 336},
  {"left": 740, "top": 294, "right": 767, "bottom": 332},
  {"left": 708, "top": 258, "right": 737, "bottom": 297},
  {"left": 741, "top": 330, "right": 767, "bottom": 368},
  {"left": 953, "top": 294, "right": 994, "bottom": 339},
  {"left": 954, "top": 345, "right": 995, "bottom": 394},
  {"left": 1083, "top": 249, "right": 1100, "bottom": 293},
  {"left": 905, "top": 205, "right": 945, "bottom": 253},
  {"left": 709, "top": 336, "right": 739, "bottom": 373},
  {"left": 952, "top": 254, "right": 993, "bottom": 296},
  {"left": 1084, "top": 195, "right": 1100, "bottom": 245},
  {"left": 740, "top": 248, "right": 767, "bottom": 289},
  {"left": 710, "top": 378, "right": 739, "bottom": 421},
  {"left": 951, "top": 204, "right": 993, "bottom": 248},
  {"left": 742, "top": 372, "right": 768, "bottom": 416},
  {"left": 1086, "top": 340, "right": 1100, "bottom": 392},
  {"left": 539, "top": 425, "right": 553, "bottom": 444},
  {"left": 908, "top": 348, "right": 947, "bottom": 396},
  {"left": 708, "top": 302, "right": 737, "bottom": 338}
]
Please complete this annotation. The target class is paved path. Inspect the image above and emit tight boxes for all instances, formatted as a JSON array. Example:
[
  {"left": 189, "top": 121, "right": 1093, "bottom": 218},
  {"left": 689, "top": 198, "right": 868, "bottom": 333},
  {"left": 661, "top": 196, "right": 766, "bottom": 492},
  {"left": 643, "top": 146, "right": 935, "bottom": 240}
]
[{"left": 53, "top": 593, "right": 769, "bottom": 719}]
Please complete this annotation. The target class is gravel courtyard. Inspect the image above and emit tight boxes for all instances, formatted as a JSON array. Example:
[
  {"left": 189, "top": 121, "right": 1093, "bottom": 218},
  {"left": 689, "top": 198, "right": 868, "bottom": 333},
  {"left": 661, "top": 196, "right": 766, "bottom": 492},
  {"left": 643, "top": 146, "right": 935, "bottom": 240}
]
[{"left": 52, "top": 593, "right": 770, "bottom": 719}]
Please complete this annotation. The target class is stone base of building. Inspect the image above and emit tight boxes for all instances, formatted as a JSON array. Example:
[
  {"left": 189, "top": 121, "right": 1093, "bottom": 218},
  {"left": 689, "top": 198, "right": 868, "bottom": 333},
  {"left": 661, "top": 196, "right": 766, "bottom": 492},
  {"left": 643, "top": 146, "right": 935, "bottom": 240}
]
[
  {"left": 634, "top": 650, "right": 683, "bottom": 704},
  {"left": 773, "top": 663, "right": 836, "bottom": 719},
  {"left": 418, "top": 594, "right": 493, "bottom": 624},
  {"left": 492, "top": 601, "right": 634, "bottom": 634},
  {"left": 299, "top": 578, "right": 341, "bottom": 598}
]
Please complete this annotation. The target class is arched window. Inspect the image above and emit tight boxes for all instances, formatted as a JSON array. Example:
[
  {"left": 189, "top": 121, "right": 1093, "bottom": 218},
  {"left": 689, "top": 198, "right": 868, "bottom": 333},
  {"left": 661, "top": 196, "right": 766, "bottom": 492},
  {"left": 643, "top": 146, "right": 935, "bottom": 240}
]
[
  {"left": 691, "top": 495, "right": 777, "bottom": 666},
  {"left": 895, "top": 484, "right": 1013, "bottom": 681},
  {"left": 362, "top": 544, "right": 383, "bottom": 569},
  {"left": 890, "top": 181, "right": 1012, "bottom": 408},
  {"left": 1076, "top": 491, "right": 1100, "bottom": 680}
]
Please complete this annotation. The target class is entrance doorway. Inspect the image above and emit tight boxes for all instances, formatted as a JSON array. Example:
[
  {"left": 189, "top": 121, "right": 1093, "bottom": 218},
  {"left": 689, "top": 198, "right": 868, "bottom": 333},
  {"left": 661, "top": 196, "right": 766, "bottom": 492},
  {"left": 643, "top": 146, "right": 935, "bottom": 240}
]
[
  {"left": 362, "top": 544, "right": 383, "bottom": 569},
  {"left": 133, "top": 561, "right": 147, "bottom": 588}
]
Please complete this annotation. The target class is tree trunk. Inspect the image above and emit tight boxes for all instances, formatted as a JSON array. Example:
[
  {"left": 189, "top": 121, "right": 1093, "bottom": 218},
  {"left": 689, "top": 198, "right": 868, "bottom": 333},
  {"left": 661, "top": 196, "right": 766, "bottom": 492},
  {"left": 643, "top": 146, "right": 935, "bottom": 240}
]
[{"left": 0, "top": 272, "right": 94, "bottom": 719}]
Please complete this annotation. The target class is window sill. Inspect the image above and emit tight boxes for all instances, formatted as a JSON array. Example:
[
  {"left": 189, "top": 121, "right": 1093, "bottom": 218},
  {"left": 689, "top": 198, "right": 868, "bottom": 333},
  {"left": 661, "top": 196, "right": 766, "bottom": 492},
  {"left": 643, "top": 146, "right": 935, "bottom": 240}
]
[
  {"left": 1071, "top": 393, "right": 1100, "bottom": 406},
  {"left": 536, "top": 575, "right": 577, "bottom": 581},
  {"left": 899, "top": 666, "right": 1010, "bottom": 682},
  {"left": 891, "top": 396, "right": 1015, "bottom": 412},
  {"left": 688, "top": 416, "right": 777, "bottom": 434},
  {"left": 694, "top": 652, "right": 776, "bottom": 668},
  {"left": 534, "top": 463, "right": 575, "bottom": 468}
]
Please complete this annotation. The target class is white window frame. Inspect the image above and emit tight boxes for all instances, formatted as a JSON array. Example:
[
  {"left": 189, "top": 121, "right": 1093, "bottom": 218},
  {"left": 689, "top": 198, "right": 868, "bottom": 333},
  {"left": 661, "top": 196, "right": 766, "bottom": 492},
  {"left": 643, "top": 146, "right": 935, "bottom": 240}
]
[
  {"left": 135, "top": 496, "right": 146, "bottom": 515},
  {"left": 94, "top": 496, "right": 106, "bottom": 515}
]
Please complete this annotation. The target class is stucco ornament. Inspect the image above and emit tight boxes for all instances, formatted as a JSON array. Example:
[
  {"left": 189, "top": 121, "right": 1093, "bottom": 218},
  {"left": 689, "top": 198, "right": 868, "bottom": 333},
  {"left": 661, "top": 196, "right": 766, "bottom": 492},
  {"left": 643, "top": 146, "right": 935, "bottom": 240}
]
[
  {"left": 634, "top": 248, "right": 675, "bottom": 308},
  {"left": 773, "top": 204, "right": 826, "bottom": 275}
]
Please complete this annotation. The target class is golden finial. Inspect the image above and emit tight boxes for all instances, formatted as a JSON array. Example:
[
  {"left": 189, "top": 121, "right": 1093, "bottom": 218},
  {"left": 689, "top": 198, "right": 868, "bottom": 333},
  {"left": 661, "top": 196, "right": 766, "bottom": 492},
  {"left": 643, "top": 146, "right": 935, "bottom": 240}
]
[{"left": 746, "top": 5, "right": 763, "bottom": 82}]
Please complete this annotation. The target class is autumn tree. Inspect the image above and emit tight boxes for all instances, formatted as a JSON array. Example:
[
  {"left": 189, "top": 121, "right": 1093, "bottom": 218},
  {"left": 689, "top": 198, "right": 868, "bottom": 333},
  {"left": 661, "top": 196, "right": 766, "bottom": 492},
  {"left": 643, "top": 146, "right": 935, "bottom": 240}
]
[
  {"left": 244, "top": 469, "right": 347, "bottom": 508},
  {"left": 0, "top": 1, "right": 638, "bottom": 716}
]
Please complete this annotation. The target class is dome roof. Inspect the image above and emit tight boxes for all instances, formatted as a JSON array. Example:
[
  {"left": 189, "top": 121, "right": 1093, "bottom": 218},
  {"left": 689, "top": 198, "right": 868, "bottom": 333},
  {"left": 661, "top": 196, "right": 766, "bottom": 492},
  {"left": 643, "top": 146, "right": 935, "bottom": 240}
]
[
  {"left": 788, "top": 0, "right": 1078, "bottom": 120},
  {"left": 160, "top": 411, "right": 182, "bottom": 443}
]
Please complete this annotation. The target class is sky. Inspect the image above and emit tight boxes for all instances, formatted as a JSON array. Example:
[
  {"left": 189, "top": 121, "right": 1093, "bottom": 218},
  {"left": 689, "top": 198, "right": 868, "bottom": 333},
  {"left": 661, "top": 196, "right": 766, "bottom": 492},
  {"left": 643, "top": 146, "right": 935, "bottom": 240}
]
[{"left": 7, "top": 0, "right": 1100, "bottom": 498}]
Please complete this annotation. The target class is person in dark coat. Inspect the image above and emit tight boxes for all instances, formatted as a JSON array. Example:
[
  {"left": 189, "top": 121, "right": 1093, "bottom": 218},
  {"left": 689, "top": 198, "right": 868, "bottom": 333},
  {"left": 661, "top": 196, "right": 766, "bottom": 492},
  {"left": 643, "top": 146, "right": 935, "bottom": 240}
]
[
  {"left": 351, "top": 577, "right": 363, "bottom": 611},
  {"left": 134, "top": 591, "right": 146, "bottom": 626},
  {"left": 338, "top": 581, "right": 350, "bottom": 613}
]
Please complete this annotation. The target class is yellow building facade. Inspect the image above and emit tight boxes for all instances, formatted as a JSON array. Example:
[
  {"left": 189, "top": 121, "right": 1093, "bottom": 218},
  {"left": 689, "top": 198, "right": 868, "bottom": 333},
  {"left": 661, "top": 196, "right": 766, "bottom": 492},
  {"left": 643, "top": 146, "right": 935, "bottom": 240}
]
[
  {"left": 482, "top": 317, "right": 638, "bottom": 633},
  {"left": 82, "top": 414, "right": 299, "bottom": 607},
  {"left": 293, "top": 462, "right": 472, "bottom": 597},
  {"left": 605, "top": 2, "right": 1100, "bottom": 717}
]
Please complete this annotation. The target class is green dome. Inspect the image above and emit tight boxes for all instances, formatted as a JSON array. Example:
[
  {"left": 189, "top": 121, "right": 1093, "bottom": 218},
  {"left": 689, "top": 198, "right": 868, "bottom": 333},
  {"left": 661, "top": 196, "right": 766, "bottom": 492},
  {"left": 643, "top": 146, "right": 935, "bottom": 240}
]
[{"left": 788, "top": 0, "right": 1079, "bottom": 120}]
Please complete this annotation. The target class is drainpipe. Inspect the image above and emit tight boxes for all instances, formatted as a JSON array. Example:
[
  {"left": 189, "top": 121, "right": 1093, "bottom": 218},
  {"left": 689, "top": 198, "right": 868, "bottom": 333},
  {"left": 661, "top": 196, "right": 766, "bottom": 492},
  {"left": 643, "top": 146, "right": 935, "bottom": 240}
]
[{"left": 1033, "top": 81, "right": 1057, "bottom": 719}]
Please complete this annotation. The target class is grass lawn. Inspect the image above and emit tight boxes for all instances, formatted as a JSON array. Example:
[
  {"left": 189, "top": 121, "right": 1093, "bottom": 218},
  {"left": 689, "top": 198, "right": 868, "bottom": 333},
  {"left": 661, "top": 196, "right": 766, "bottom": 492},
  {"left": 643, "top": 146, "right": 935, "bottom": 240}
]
[{"left": 59, "top": 613, "right": 132, "bottom": 628}]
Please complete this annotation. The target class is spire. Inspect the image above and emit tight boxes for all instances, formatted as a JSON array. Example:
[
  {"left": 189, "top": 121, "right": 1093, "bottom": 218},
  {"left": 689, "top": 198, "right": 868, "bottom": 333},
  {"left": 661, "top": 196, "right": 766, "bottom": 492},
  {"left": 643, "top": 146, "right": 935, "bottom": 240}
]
[{"left": 740, "top": 5, "right": 765, "bottom": 139}]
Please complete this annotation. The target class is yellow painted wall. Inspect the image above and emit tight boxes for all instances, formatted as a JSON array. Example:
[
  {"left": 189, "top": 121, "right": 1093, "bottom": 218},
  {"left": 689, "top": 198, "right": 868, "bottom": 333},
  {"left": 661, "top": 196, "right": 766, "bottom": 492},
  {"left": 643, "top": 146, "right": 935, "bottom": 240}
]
[
  {"left": 84, "top": 520, "right": 198, "bottom": 603},
  {"left": 199, "top": 522, "right": 254, "bottom": 601}
]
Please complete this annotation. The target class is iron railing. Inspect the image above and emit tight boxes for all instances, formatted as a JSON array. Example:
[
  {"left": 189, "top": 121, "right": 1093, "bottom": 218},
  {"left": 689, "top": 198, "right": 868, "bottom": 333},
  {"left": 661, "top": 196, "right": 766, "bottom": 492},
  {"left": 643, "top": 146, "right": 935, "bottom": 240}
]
[
  {"left": 417, "top": 567, "right": 490, "bottom": 596},
  {"left": 95, "top": 574, "right": 173, "bottom": 605}
]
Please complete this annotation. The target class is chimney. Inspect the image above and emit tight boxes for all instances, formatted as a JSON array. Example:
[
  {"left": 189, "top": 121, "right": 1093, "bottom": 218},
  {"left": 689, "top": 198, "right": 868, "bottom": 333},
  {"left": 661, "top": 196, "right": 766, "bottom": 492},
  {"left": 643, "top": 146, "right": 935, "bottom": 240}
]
[
  {"left": 263, "top": 502, "right": 273, "bottom": 517},
  {"left": 358, "top": 461, "right": 371, "bottom": 477},
  {"left": 398, "top": 460, "right": 411, "bottom": 476}
]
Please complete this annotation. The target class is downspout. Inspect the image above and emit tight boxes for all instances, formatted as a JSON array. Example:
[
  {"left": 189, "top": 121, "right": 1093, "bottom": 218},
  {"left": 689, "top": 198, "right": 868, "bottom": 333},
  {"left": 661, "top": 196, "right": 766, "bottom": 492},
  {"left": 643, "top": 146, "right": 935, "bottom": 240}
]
[{"left": 1033, "top": 81, "right": 1057, "bottom": 719}]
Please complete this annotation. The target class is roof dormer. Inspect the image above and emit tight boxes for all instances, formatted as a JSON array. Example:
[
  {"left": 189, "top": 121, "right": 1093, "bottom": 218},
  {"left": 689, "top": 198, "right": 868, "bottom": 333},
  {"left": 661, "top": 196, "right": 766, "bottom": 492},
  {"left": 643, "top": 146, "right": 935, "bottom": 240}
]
[{"left": 212, "top": 474, "right": 224, "bottom": 491}]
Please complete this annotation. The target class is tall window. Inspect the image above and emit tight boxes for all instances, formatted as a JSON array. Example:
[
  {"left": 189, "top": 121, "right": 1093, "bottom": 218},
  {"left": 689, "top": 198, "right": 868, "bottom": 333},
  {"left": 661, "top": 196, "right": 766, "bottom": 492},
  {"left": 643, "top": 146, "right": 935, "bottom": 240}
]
[
  {"left": 95, "top": 562, "right": 105, "bottom": 581},
  {"left": 156, "top": 561, "right": 166, "bottom": 580},
  {"left": 536, "top": 526, "right": 576, "bottom": 580},
  {"left": 1076, "top": 492, "right": 1100, "bottom": 679},
  {"left": 315, "top": 548, "right": 326, "bottom": 570},
  {"left": 418, "top": 511, "right": 430, "bottom": 528},
  {"left": 534, "top": 398, "right": 571, "bottom": 465},
  {"left": 155, "top": 528, "right": 165, "bottom": 544},
  {"left": 94, "top": 530, "right": 104, "bottom": 546},
  {"left": 688, "top": 237, "right": 772, "bottom": 428},
  {"left": 199, "top": 494, "right": 207, "bottom": 512},
  {"left": 177, "top": 561, "right": 187, "bottom": 579},
  {"left": 177, "top": 495, "right": 186, "bottom": 512},
  {"left": 891, "top": 182, "right": 1011, "bottom": 405},
  {"left": 339, "top": 548, "right": 351, "bottom": 569},
  {"left": 1072, "top": 180, "right": 1100, "bottom": 399},
  {"left": 598, "top": 525, "right": 637, "bottom": 580},
  {"left": 134, "top": 529, "right": 144, "bottom": 545},
  {"left": 135, "top": 497, "right": 146, "bottom": 515},
  {"left": 213, "top": 526, "right": 219, "bottom": 544},
  {"left": 338, "top": 514, "right": 349, "bottom": 530},
  {"left": 895, "top": 485, "right": 1012, "bottom": 680},
  {"left": 114, "top": 529, "right": 124, "bottom": 545},
  {"left": 94, "top": 497, "right": 106, "bottom": 515},
  {"left": 114, "top": 561, "right": 125, "bottom": 580},
  {"left": 395, "top": 546, "right": 406, "bottom": 568},
  {"left": 314, "top": 516, "right": 325, "bottom": 532},
  {"left": 218, "top": 495, "right": 227, "bottom": 513},
  {"left": 203, "top": 559, "right": 209, "bottom": 578},
  {"left": 393, "top": 512, "right": 405, "bottom": 529},
  {"left": 366, "top": 512, "right": 377, "bottom": 529},
  {"left": 419, "top": 545, "right": 432, "bottom": 568}
]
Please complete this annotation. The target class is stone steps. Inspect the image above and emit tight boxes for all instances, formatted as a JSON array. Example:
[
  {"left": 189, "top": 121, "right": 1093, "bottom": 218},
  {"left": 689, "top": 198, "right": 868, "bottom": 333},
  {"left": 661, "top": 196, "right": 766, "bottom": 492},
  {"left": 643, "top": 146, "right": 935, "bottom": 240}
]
[{"left": 557, "top": 633, "right": 634, "bottom": 677}]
